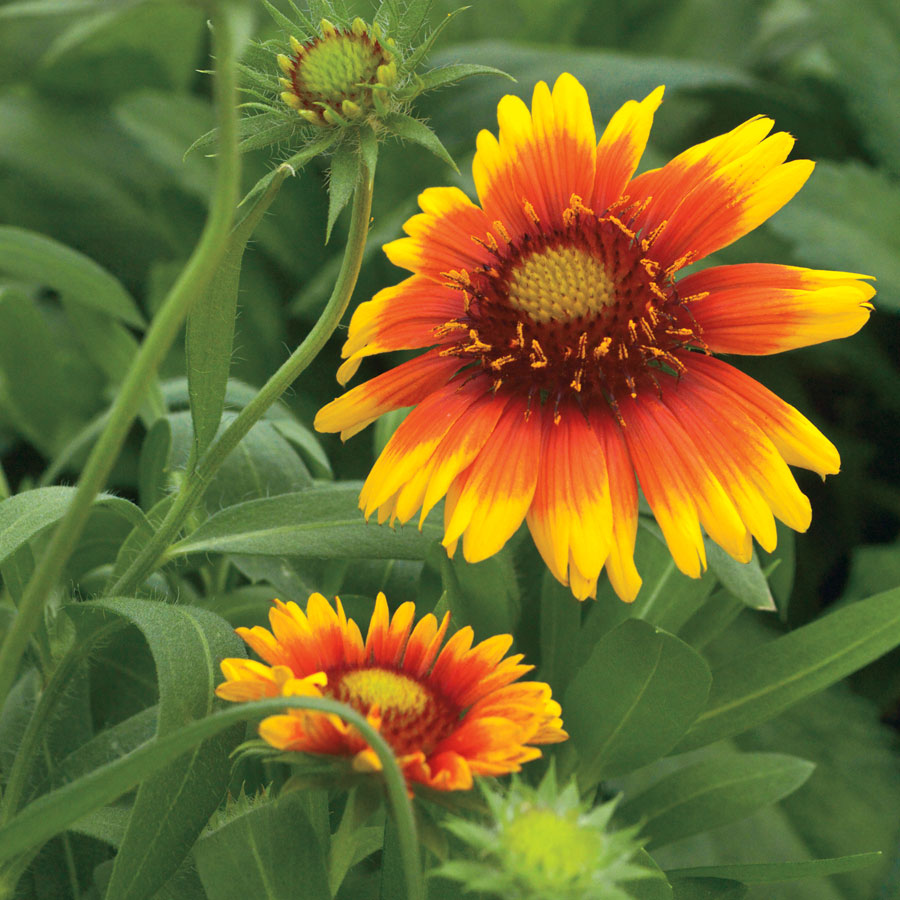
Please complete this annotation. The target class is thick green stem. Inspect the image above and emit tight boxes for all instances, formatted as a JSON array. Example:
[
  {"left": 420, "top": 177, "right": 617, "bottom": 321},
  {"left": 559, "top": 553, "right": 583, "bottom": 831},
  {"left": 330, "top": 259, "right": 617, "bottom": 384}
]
[
  {"left": 0, "top": 11, "right": 241, "bottom": 708},
  {"left": 0, "top": 697, "right": 423, "bottom": 900},
  {"left": 107, "top": 158, "right": 375, "bottom": 598},
  {"left": 0, "top": 462, "right": 10, "bottom": 501}
]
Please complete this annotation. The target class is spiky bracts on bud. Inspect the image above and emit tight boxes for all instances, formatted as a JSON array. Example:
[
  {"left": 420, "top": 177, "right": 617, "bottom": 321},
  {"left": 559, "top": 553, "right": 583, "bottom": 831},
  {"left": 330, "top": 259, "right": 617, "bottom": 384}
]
[
  {"left": 438, "top": 769, "right": 657, "bottom": 900},
  {"left": 277, "top": 19, "right": 398, "bottom": 126}
]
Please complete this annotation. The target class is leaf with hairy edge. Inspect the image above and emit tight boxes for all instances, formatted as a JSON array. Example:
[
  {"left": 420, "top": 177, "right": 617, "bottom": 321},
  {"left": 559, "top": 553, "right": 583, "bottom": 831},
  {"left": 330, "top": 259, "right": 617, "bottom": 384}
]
[
  {"left": 675, "top": 587, "right": 900, "bottom": 751},
  {"left": 411, "top": 63, "right": 513, "bottom": 97},
  {"left": 618, "top": 753, "right": 815, "bottom": 850},
  {"left": 563, "top": 619, "right": 711, "bottom": 785},
  {"left": 68, "top": 598, "right": 245, "bottom": 900},
  {"left": 326, "top": 143, "right": 359, "bottom": 244},
  {"left": 194, "top": 791, "right": 330, "bottom": 900},
  {"left": 383, "top": 112, "right": 458, "bottom": 171},
  {"left": 665, "top": 852, "right": 882, "bottom": 884},
  {"left": 186, "top": 165, "right": 292, "bottom": 455},
  {"left": 168, "top": 484, "right": 441, "bottom": 561},
  {"left": 0, "top": 225, "right": 144, "bottom": 327},
  {"left": 0, "top": 487, "right": 146, "bottom": 567}
]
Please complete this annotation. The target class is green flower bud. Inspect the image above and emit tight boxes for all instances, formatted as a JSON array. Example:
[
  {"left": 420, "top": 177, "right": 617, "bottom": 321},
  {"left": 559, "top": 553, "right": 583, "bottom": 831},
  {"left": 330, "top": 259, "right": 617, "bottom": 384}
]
[{"left": 439, "top": 770, "right": 659, "bottom": 900}]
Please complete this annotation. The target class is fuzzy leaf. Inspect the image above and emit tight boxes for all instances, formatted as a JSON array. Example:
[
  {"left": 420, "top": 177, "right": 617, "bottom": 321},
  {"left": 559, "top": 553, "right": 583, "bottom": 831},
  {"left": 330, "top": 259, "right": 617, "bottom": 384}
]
[
  {"left": 187, "top": 165, "right": 292, "bottom": 455},
  {"left": 194, "top": 791, "right": 330, "bottom": 900},
  {"left": 383, "top": 112, "right": 458, "bottom": 171},
  {"left": 326, "top": 143, "right": 359, "bottom": 243},
  {"left": 69, "top": 598, "right": 245, "bottom": 900},
  {"left": 0, "top": 487, "right": 146, "bottom": 567},
  {"left": 412, "top": 63, "right": 512, "bottom": 96},
  {"left": 169, "top": 484, "right": 440, "bottom": 561}
]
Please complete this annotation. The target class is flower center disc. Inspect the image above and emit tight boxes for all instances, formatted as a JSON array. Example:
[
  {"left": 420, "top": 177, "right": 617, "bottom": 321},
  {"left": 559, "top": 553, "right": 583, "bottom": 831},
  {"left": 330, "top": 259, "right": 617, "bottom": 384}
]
[
  {"left": 507, "top": 245, "right": 616, "bottom": 323},
  {"left": 502, "top": 807, "right": 599, "bottom": 881},
  {"left": 337, "top": 667, "right": 429, "bottom": 716},
  {"left": 298, "top": 35, "right": 381, "bottom": 103},
  {"left": 330, "top": 667, "right": 458, "bottom": 755}
]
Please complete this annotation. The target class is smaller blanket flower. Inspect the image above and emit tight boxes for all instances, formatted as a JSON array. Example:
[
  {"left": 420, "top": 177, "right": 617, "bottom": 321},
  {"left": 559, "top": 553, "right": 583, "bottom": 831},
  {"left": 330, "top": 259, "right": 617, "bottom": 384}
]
[{"left": 216, "top": 593, "right": 567, "bottom": 791}]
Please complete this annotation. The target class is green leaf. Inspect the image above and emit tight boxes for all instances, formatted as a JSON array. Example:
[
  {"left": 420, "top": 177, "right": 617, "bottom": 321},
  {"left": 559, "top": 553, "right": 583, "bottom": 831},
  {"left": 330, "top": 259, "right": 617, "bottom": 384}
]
[
  {"left": 666, "top": 852, "right": 882, "bottom": 884},
  {"left": 705, "top": 542, "right": 774, "bottom": 611},
  {"left": 618, "top": 752, "right": 815, "bottom": 850},
  {"left": 675, "top": 586, "right": 900, "bottom": 751},
  {"left": 538, "top": 570, "right": 582, "bottom": 696},
  {"left": 239, "top": 132, "right": 339, "bottom": 208},
  {"left": 186, "top": 165, "right": 292, "bottom": 455},
  {"left": 563, "top": 619, "right": 711, "bottom": 784},
  {"left": 0, "top": 287, "right": 81, "bottom": 453},
  {"left": 768, "top": 161, "right": 900, "bottom": 311},
  {"left": 60, "top": 300, "right": 164, "bottom": 424},
  {"left": 413, "top": 63, "right": 513, "bottom": 95},
  {"left": 805, "top": 0, "right": 900, "bottom": 175},
  {"left": 438, "top": 548, "right": 520, "bottom": 639},
  {"left": 194, "top": 791, "right": 330, "bottom": 900},
  {"left": 168, "top": 484, "right": 440, "bottom": 561},
  {"left": 0, "top": 225, "right": 144, "bottom": 327},
  {"left": 0, "top": 697, "right": 411, "bottom": 871},
  {"left": 669, "top": 878, "right": 747, "bottom": 899},
  {"left": 383, "top": 112, "right": 458, "bottom": 171},
  {"left": 0, "top": 486, "right": 146, "bottom": 567},
  {"left": 68, "top": 598, "right": 245, "bottom": 900},
  {"left": 326, "top": 143, "right": 359, "bottom": 244}
]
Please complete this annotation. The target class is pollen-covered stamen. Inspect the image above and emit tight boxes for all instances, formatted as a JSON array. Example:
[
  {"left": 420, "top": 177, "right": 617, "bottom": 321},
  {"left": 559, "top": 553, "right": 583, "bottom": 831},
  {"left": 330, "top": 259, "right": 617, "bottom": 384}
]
[
  {"left": 436, "top": 195, "right": 705, "bottom": 406},
  {"left": 330, "top": 666, "right": 458, "bottom": 755},
  {"left": 277, "top": 19, "right": 395, "bottom": 124}
]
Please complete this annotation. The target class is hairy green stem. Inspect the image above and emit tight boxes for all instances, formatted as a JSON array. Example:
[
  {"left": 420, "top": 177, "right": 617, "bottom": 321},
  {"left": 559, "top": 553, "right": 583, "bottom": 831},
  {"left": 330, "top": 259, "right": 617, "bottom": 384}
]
[
  {"left": 107, "top": 158, "right": 375, "bottom": 598},
  {"left": 0, "top": 697, "right": 423, "bottom": 900},
  {"left": 0, "top": 462, "right": 10, "bottom": 501},
  {"left": 0, "top": 11, "right": 241, "bottom": 708}
]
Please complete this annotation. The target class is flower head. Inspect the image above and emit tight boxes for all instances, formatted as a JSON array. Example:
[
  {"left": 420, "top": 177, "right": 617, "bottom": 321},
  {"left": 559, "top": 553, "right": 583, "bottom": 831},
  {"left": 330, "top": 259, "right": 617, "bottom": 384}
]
[
  {"left": 315, "top": 73, "right": 874, "bottom": 602},
  {"left": 277, "top": 18, "right": 397, "bottom": 126},
  {"left": 439, "top": 771, "right": 652, "bottom": 900},
  {"left": 216, "top": 593, "right": 566, "bottom": 791}
]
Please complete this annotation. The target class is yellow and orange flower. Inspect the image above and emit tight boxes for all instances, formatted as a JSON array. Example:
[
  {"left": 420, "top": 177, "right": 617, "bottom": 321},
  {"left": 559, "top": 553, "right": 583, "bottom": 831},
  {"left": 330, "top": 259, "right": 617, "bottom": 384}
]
[
  {"left": 314, "top": 74, "right": 874, "bottom": 602},
  {"left": 215, "top": 593, "right": 566, "bottom": 791}
]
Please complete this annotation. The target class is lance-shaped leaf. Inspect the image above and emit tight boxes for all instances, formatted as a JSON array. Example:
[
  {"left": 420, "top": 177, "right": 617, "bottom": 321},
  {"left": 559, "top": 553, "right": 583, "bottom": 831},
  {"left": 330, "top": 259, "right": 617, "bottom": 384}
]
[
  {"left": 383, "top": 112, "right": 458, "bottom": 171},
  {"left": 68, "top": 598, "right": 245, "bottom": 900},
  {"left": 195, "top": 791, "right": 330, "bottom": 900},
  {"left": 0, "top": 225, "right": 144, "bottom": 327},
  {"left": 168, "top": 484, "right": 441, "bottom": 561},
  {"left": 186, "top": 165, "right": 293, "bottom": 455},
  {"left": 618, "top": 752, "right": 815, "bottom": 850},
  {"left": 666, "top": 852, "right": 882, "bottom": 885},
  {"left": 676, "top": 586, "right": 900, "bottom": 751},
  {"left": 0, "top": 487, "right": 146, "bottom": 568}
]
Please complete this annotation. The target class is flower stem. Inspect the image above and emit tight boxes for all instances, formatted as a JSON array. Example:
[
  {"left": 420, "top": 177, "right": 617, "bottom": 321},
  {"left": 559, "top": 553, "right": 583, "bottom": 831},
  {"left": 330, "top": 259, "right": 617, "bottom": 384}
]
[
  {"left": 0, "top": 8, "right": 241, "bottom": 708},
  {"left": 107, "top": 157, "right": 375, "bottom": 599}
]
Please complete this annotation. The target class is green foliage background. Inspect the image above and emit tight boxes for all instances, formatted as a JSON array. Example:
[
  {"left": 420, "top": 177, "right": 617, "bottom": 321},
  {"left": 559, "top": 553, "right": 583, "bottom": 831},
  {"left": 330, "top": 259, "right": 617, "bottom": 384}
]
[{"left": 0, "top": 1, "right": 898, "bottom": 899}]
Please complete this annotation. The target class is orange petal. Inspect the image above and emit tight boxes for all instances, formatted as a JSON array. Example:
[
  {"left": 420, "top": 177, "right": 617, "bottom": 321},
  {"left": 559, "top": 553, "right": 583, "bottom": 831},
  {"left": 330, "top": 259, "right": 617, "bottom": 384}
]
[
  {"left": 473, "top": 73, "right": 597, "bottom": 234},
  {"left": 314, "top": 349, "right": 460, "bottom": 440},
  {"left": 526, "top": 403, "right": 614, "bottom": 599},
  {"left": 442, "top": 398, "right": 543, "bottom": 563},
  {"left": 591, "top": 85, "right": 664, "bottom": 213},
  {"left": 679, "top": 263, "right": 874, "bottom": 355}
]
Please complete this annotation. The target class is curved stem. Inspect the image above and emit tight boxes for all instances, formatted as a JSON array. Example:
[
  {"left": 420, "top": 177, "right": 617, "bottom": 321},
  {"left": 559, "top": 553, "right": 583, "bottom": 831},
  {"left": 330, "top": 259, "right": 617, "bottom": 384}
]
[
  {"left": 107, "top": 158, "right": 375, "bottom": 598},
  {"left": 0, "top": 697, "right": 423, "bottom": 900},
  {"left": 0, "top": 9, "right": 241, "bottom": 709}
]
